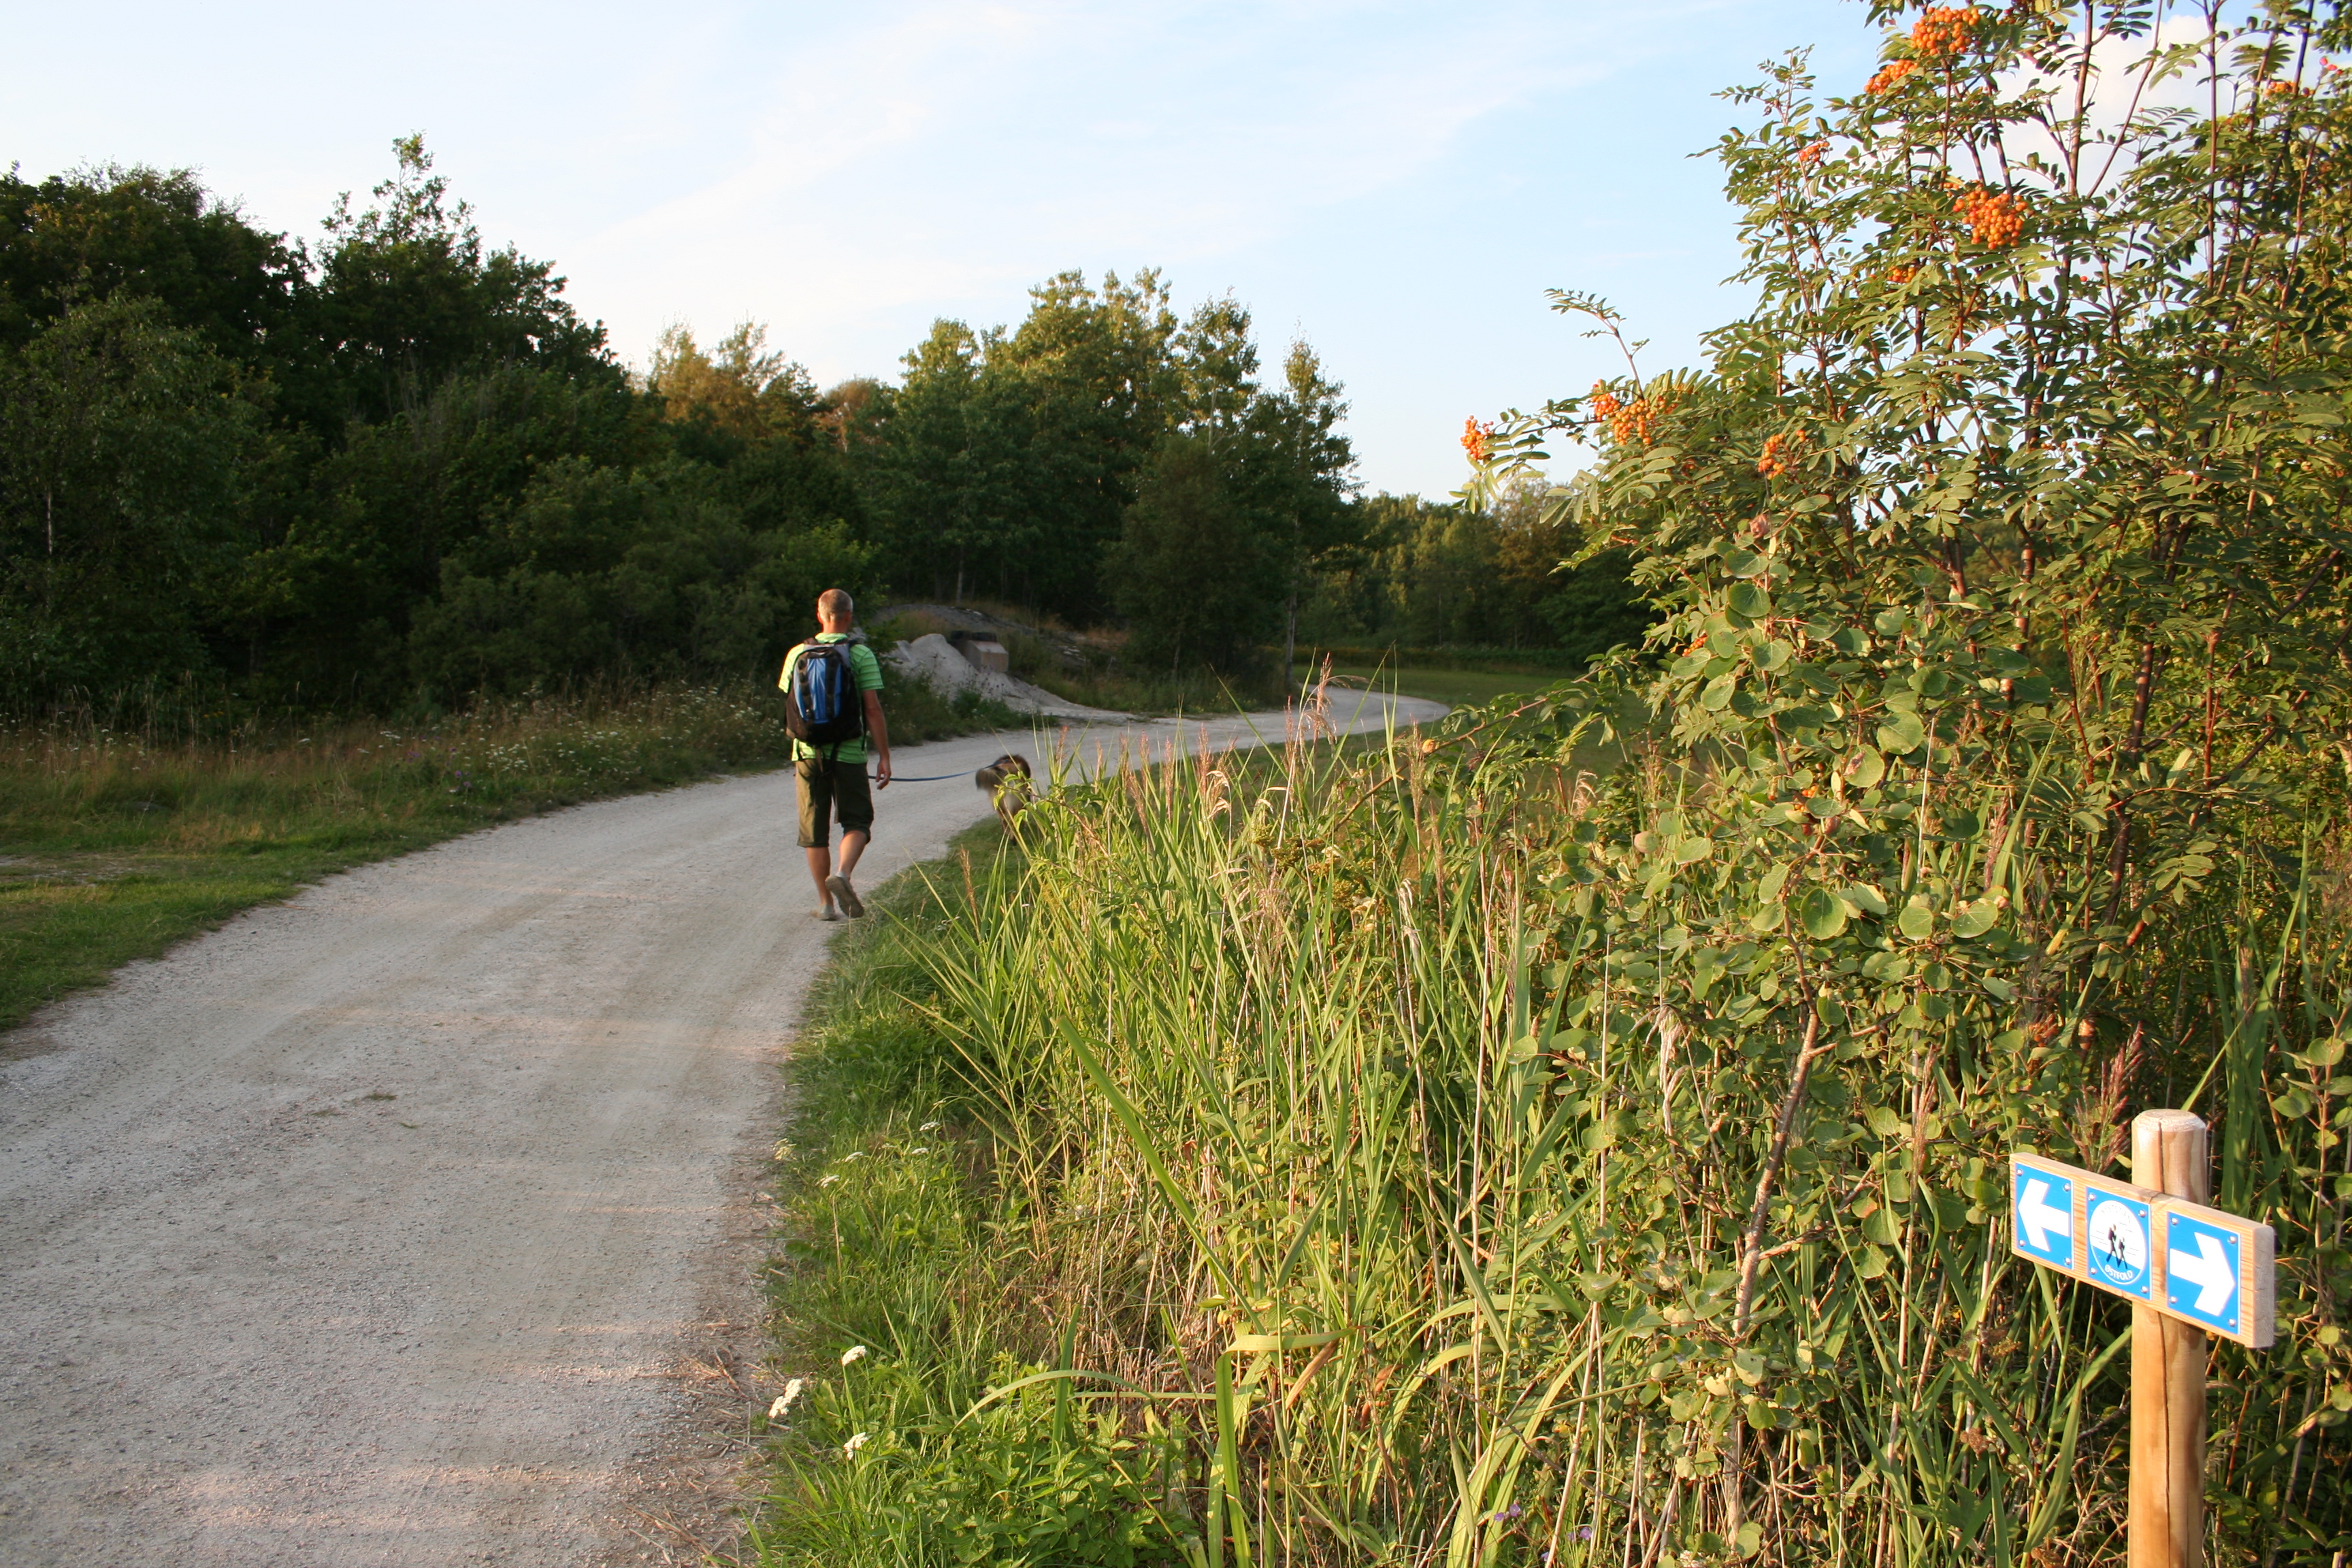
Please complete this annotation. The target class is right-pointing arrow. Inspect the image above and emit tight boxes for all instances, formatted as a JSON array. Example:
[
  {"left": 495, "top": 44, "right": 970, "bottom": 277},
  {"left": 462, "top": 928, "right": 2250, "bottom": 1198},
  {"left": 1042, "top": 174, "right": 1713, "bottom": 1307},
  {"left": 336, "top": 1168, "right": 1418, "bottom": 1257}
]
[
  {"left": 2170, "top": 1231, "right": 2237, "bottom": 1316},
  {"left": 2019, "top": 1179, "right": 2070, "bottom": 1254}
]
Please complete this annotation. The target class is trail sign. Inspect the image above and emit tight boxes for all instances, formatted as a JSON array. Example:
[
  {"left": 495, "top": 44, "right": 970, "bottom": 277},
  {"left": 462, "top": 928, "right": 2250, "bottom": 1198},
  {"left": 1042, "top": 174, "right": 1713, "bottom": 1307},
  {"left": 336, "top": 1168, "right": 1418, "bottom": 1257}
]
[
  {"left": 2004, "top": 1153, "right": 2272, "bottom": 1345},
  {"left": 2006, "top": 1111, "right": 2276, "bottom": 1568},
  {"left": 2082, "top": 1179, "right": 2154, "bottom": 1303},
  {"left": 2010, "top": 1156, "right": 2075, "bottom": 1269},
  {"left": 2162, "top": 1206, "right": 2274, "bottom": 1343}
]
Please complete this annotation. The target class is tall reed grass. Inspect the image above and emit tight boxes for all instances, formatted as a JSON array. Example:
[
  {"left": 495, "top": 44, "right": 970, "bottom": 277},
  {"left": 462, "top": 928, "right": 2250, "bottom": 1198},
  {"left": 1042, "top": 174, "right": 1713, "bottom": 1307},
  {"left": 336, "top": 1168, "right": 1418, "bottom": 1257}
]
[{"left": 757, "top": 696, "right": 2350, "bottom": 1566}]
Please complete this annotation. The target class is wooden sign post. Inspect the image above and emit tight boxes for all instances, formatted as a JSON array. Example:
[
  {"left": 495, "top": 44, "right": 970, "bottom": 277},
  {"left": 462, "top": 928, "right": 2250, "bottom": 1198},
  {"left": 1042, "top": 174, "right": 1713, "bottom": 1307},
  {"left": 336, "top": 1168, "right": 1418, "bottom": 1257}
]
[{"left": 2008, "top": 1109, "right": 2274, "bottom": 1568}]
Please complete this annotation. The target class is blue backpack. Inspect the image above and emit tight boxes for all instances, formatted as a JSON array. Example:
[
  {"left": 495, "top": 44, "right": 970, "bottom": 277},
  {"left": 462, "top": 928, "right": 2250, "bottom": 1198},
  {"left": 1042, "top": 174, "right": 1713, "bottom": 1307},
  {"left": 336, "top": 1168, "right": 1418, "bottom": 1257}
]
[{"left": 785, "top": 640, "right": 865, "bottom": 753}]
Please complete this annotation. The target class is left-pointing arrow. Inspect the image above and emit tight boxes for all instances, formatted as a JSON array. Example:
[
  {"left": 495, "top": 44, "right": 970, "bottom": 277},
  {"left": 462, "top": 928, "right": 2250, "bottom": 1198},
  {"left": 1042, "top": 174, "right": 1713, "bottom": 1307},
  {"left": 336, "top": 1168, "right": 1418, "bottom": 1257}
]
[
  {"left": 2170, "top": 1231, "right": 2236, "bottom": 1316},
  {"left": 2019, "top": 1179, "right": 2070, "bottom": 1253}
]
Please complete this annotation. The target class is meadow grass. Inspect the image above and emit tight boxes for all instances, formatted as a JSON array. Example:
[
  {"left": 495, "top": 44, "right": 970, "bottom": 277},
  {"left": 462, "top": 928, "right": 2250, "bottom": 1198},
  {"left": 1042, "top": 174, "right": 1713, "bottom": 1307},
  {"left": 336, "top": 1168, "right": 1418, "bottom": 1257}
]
[
  {"left": 752, "top": 695, "right": 2351, "bottom": 1566},
  {"left": 1324, "top": 663, "right": 1560, "bottom": 710},
  {"left": 0, "top": 674, "right": 1017, "bottom": 1031}
]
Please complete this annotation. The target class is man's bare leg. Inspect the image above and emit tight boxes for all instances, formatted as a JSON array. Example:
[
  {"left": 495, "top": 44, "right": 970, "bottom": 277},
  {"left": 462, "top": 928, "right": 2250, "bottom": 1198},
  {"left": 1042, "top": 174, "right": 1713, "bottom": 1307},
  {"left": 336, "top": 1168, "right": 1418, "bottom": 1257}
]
[{"left": 805, "top": 844, "right": 837, "bottom": 919}]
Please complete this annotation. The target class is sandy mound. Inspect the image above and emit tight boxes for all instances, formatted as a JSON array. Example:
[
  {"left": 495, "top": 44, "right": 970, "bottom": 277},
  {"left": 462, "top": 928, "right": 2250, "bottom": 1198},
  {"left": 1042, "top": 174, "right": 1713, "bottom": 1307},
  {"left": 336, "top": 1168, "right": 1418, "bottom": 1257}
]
[{"left": 884, "top": 634, "right": 1127, "bottom": 721}]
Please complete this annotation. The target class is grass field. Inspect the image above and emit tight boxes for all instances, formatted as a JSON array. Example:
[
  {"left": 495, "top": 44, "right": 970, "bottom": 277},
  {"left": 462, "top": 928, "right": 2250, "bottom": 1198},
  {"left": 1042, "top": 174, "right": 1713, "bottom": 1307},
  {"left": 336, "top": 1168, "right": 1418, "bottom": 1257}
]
[
  {"left": 1324, "top": 662, "right": 1569, "bottom": 708},
  {"left": 0, "top": 676, "right": 1016, "bottom": 1032}
]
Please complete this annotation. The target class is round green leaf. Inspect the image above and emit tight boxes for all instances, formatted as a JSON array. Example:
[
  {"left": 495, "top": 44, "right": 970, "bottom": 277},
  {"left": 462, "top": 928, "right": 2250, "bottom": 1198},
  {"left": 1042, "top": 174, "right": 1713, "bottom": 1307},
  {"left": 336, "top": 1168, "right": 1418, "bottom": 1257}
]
[
  {"left": 1752, "top": 638, "right": 1791, "bottom": 671},
  {"left": 1876, "top": 712, "right": 1927, "bottom": 753},
  {"left": 1727, "top": 581, "right": 1773, "bottom": 621},
  {"left": 1839, "top": 882, "right": 1889, "bottom": 917},
  {"left": 1897, "top": 900, "right": 1934, "bottom": 941},
  {"left": 1845, "top": 748, "right": 1886, "bottom": 789},
  {"left": 1950, "top": 900, "right": 1998, "bottom": 938},
  {"left": 1798, "top": 886, "right": 1848, "bottom": 939},
  {"left": 1700, "top": 674, "right": 1737, "bottom": 711},
  {"left": 1673, "top": 834, "right": 1716, "bottom": 864}
]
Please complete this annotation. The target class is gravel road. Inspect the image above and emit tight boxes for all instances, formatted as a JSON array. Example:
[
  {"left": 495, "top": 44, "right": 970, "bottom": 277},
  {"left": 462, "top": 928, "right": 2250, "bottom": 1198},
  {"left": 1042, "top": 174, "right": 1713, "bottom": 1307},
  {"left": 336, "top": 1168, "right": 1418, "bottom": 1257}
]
[{"left": 0, "top": 696, "right": 1444, "bottom": 1567}]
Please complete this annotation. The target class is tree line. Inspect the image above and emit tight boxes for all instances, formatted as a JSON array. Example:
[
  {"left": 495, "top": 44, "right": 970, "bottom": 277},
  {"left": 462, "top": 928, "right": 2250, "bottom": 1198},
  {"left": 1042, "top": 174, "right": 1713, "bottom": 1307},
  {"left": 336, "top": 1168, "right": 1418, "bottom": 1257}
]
[{"left": 0, "top": 137, "right": 1644, "bottom": 714}]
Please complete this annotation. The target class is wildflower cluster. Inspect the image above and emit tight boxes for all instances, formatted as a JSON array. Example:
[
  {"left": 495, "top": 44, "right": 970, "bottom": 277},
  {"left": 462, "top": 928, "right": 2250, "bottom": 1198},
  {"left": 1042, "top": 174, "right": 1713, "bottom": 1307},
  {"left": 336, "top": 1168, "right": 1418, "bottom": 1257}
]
[
  {"left": 1460, "top": 417, "right": 1492, "bottom": 465},
  {"left": 1953, "top": 184, "right": 2025, "bottom": 247},
  {"left": 1756, "top": 429, "right": 1806, "bottom": 478},
  {"left": 1910, "top": 6, "right": 1982, "bottom": 59}
]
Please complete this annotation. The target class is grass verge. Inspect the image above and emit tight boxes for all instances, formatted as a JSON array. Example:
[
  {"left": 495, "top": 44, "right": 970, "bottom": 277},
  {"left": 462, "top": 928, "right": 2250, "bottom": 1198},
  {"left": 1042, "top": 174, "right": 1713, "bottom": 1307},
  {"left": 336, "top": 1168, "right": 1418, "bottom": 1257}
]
[
  {"left": 749, "top": 821, "right": 1196, "bottom": 1567},
  {"left": 748, "top": 696, "right": 2349, "bottom": 1565},
  {"left": 0, "top": 674, "right": 1017, "bottom": 1032}
]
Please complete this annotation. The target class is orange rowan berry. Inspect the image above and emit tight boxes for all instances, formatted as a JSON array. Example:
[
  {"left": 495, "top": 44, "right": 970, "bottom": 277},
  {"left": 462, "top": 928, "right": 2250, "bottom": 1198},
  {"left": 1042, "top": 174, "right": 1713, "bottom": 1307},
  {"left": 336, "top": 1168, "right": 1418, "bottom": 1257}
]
[
  {"left": 1798, "top": 140, "right": 1829, "bottom": 167},
  {"left": 1460, "top": 418, "right": 1492, "bottom": 465},
  {"left": 1588, "top": 382, "right": 1623, "bottom": 421},
  {"left": 1867, "top": 59, "right": 1918, "bottom": 95},
  {"left": 1889, "top": 264, "right": 1918, "bottom": 284},
  {"left": 1607, "top": 394, "right": 1672, "bottom": 446},
  {"left": 1953, "top": 184, "right": 2025, "bottom": 247},
  {"left": 1757, "top": 429, "right": 1807, "bottom": 478},
  {"left": 1910, "top": 7, "right": 1982, "bottom": 60}
]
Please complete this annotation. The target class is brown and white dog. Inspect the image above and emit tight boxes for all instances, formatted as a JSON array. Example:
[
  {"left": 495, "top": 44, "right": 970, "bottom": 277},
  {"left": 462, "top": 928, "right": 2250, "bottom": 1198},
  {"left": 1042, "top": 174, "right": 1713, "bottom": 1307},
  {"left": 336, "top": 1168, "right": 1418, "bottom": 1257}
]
[{"left": 974, "top": 753, "right": 1034, "bottom": 828}]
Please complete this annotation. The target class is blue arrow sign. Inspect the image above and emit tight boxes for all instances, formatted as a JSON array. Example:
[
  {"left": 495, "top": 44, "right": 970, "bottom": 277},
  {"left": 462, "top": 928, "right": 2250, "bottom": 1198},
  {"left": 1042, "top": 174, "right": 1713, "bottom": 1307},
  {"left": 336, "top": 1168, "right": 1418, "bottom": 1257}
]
[
  {"left": 2082, "top": 1188, "right": 2153, "bottom": 1301},
  {"left": 2012, "top": 1163, "right": 2075, "bottom": 1270},
  {"left": 2005, "top": 1142, "right": 2274, "bottom": 1345},
  {"left": 2164, "top": 1210, "right": 2243, "bottom": 1337}
]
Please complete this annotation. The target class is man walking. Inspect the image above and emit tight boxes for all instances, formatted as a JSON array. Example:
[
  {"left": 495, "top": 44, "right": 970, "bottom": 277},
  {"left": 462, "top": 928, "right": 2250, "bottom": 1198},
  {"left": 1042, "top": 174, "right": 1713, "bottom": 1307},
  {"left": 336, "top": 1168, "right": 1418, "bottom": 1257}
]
[{"left": 780, "top": 589, "right": 891, "bottom": 919}]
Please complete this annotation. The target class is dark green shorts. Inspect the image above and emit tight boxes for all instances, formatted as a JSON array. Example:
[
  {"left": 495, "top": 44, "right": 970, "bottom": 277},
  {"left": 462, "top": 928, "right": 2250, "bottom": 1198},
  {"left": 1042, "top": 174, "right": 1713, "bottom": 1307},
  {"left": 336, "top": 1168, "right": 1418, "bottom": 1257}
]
[{"left": 796, "top": 755, "right": 873, "bottom": 847}]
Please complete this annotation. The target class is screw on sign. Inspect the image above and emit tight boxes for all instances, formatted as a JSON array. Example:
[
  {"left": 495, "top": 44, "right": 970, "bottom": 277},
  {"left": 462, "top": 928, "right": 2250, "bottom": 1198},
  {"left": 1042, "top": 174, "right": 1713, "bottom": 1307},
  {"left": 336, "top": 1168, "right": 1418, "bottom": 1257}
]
[{"left": 2008, "top": 1112, "right": 2276, "bottom": 1568}]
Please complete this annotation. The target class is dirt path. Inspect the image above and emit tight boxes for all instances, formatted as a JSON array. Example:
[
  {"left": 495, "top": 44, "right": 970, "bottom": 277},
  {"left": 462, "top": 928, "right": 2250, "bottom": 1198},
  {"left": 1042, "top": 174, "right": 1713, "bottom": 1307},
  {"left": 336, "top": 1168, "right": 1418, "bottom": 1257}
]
[{"left": 0, "top": 696, "right": 1444, "bottom": 1567}]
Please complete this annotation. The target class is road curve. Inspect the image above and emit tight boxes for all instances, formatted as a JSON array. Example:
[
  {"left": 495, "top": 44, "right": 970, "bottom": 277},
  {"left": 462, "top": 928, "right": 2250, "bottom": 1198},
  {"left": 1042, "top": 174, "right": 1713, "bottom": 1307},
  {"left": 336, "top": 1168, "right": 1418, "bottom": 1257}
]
[{"left": 0, "top": 694, "right": 1444, "bottom": 1568}]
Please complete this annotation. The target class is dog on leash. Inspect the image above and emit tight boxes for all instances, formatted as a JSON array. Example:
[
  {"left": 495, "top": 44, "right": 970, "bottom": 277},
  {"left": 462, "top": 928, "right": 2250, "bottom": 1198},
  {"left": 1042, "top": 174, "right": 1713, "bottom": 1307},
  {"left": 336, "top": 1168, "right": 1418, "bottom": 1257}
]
[{"left": 974, "top": 753, "right": 1034, "bottom": 828}]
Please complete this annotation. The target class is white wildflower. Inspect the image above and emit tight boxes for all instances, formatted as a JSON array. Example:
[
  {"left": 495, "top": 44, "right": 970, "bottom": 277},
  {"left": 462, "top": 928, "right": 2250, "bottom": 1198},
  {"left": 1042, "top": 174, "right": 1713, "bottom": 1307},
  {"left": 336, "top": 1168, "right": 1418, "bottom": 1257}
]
[
  {"left": 818, "top": 1174, "right": 838, "bottom": 1188},
  {"left": 918, "top": 1120, "right": 941, "bottom": 1133},
  {"left": 843, "top": 1431, "right": 870, "bottom": 1456},
  {"left": 840, "top": 1345, "right": 868, "bottom": 1367},
  {"left": 767, "top": 1378, "right": 806, "bottom": 1420},
  {"left": 909, "top": 1147, "right": 929, "bottom": 1156}
]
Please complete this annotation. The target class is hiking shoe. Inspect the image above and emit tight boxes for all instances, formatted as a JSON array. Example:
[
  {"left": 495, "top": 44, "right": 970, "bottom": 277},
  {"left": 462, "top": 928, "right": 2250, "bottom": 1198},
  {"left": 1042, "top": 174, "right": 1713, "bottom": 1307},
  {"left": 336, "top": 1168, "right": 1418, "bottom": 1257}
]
[
  {"left": 826, "top": 875, "right": 865, "bottom": 919},
  {"left": 811, "top": 905, "right": 840, "bottom": 921}
]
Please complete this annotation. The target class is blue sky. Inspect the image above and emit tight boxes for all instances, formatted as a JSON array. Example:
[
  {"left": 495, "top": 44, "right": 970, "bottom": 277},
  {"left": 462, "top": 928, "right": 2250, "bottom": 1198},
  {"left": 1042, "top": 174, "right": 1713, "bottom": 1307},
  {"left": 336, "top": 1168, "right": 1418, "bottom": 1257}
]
[{"left": 6, "top": 1, "right": 1875, "bottom": 497}]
